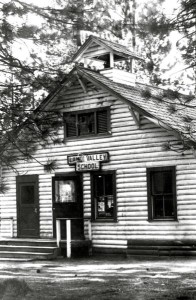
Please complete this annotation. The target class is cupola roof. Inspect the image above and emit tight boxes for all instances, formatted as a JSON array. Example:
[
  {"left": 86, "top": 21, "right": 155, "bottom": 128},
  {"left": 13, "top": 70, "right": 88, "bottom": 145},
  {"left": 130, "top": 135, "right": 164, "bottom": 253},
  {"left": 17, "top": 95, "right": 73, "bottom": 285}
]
[{"left": 72, "top": 35, "right": 143, "bottom": 64}]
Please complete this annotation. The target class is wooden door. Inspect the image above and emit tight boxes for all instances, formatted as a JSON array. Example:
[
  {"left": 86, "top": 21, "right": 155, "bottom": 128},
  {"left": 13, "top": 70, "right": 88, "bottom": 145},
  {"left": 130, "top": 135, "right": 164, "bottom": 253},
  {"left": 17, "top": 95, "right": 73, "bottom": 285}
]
[
  {"left": 17, "top": 175, "right": 39, "bottom": 237},
  {"left": 52, "top": 174, "right": 84, "bottom": 239}
]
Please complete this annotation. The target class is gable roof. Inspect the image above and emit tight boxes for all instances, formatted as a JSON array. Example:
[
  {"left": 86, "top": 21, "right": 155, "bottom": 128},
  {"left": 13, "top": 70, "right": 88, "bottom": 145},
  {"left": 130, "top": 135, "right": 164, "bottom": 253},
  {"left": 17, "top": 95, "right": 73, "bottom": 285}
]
[
  {"left": 72, "top": 35, "right": 143, "bottom": 62},
  {"left": 76, "top": 67, "right": 196, "bottom": 143},
  {"left": 79, "top": 67, "right": 196, "bottom": 144},
  {"left": 38, "top": 65, "right": 196, "bottom": 145}
]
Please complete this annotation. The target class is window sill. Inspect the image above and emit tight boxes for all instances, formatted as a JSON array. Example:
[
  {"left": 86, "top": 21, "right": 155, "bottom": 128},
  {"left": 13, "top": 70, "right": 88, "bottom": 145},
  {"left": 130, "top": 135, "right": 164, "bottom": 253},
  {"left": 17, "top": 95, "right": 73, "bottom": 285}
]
[
  {"left": 148, "top": 218, "right": 178, "bottom": 222},
  {"left": 92, "top": 219, "right": 117, "bottom": 223},
  {"left": 64, "top": 132, "right": 111, "bottom": 141}
]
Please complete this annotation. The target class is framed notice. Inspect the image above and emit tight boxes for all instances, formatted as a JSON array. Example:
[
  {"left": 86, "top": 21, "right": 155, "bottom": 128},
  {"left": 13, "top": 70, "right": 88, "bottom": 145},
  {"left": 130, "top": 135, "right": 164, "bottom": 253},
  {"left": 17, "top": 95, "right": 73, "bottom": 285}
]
[
  {"left": 98, "top": 201, "right": 105, "bottom": 212},
  {"left": 55, "top": 180, "right": 76, "bottom": 203}
]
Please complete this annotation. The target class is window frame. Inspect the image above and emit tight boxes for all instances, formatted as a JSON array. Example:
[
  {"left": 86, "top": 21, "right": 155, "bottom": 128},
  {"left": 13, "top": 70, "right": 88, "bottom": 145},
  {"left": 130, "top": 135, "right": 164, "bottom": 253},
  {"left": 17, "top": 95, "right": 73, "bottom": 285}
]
[
  {"left": 147, "top": 166, "right": 177, "bottom": 221},
  {"left": 52, "top": 173, "right": 82, "bottom": 205},
  {"left": 64, "top": 107, "right": 111, "bottom": 139},
  {"left": 91, "top": 170, "right": 117, "bottom": 222}
]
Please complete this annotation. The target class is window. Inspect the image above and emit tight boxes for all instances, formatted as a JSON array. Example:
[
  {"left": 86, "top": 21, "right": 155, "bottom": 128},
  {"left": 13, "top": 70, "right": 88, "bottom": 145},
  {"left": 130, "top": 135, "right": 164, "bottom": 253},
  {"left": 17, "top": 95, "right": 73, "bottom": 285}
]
[
  {"left": 64, "top": 108, "right": 110, "bottom": 138},
  {"left": 54, "top": 180, "right": 76, "bottom": 203},
  {"left": 91, "top": 171, "right": 116, "bottom": 221},
  {"left": 147, "top": 167, "right": 177, "bottom": 221},
  {"left": 20, "top": 184, "right": 35, "bottom": 204}
]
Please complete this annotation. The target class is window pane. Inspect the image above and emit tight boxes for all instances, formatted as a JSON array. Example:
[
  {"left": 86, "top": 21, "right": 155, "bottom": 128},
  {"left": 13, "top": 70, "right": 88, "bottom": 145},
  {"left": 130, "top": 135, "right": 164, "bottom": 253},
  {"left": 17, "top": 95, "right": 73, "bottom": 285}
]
[
  {"left": 97, "top": 196, "right": 106, "bottom": 217},
  {"left": 96, "top": 196, "right": 114, "bottom": 218},
  {"left": 105, "top": 174, "right": 113, "bottom": 195},
  {"left": 106, "top": 195, "right": 114, "bottom": 217},
  {"left": 55, "top": 180, "right": 76, "bottom": 203},
  {"left": 95, "top": 175, "right": 104, "bottom": 196},
  {"left": 152, "top": 171, "right": 172, "bottom": 194},
  {"left": 153, "top": 195, "right": 164, "bottom": 218},
  {"left": 21, "top": 185, "right": 35, "bottom": 204},
  {"left": 163, "top": 172, "right": 173, "bottom": 193},
  {"left": 152, "top": 172, "right": 164, "bottom": 194},
  {"left": 78, "top": 112, "right": 95, "bottom": 135},
  {"left": 164, "top": 195, "right": 174, "bottom": 217},
  {"left": 93, "top": 173, "right": 115, "bottom": 219}
]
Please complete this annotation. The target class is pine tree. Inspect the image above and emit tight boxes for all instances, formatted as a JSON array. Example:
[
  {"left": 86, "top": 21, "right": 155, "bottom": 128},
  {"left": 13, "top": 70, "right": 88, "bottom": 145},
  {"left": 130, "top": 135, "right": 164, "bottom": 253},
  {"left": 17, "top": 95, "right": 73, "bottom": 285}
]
[
  {"left": 0, "top": 0, "right": 129, "bottom": 178},
  {"left": 0, "top": 0, "right": 174, "bottom": 184},
  {"left": 142, "top": 0, "right": 196, "bottom": 92}
]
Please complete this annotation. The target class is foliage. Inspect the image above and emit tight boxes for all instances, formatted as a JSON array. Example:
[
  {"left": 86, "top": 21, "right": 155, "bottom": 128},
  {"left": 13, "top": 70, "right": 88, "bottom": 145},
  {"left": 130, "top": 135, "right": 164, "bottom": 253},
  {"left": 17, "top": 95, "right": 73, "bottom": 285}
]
[
  {"left": 0, "top": 179, "right": 9, "bottom": 194},
  {"left": 141, "top": 0, "right": 196, "bottom": 91},
  {"left": 0, "top": 0, "right": 126, "bottom": 172},
  {"left": 0, "top": 105, "right": 63, "bottom": 169},
  {"left": 135, "top": 0, "right": 172, "bottom": 85},
  {"left": 171, "top": 0, "right": 196, "bottom": 84},
  {"left": 141, "top": 88, "right": 152, "bottom": 99},
  {"left": 1, "top": 0, "right": 194, "bottom": 174}
]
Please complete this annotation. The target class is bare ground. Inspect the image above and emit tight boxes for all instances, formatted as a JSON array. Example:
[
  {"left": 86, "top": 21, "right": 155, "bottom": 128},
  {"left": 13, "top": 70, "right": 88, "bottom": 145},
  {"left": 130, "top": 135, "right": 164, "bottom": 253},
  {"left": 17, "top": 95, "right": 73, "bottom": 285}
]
[{"left": 0, "top": 256, "right": 196, "bottom": 299}]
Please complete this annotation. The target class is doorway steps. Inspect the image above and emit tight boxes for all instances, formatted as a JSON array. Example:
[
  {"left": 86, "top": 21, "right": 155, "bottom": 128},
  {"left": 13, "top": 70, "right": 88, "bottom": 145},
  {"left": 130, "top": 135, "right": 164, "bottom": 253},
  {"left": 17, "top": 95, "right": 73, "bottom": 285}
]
[
  {"left": 60, "top": 240, "right": 92, "bottom": 257},
  {"left": 127, "top": 239, "right": 196, "bottom": 257},
  {"left": 0, "top": 239, "right": 59, "bottom": 261}
]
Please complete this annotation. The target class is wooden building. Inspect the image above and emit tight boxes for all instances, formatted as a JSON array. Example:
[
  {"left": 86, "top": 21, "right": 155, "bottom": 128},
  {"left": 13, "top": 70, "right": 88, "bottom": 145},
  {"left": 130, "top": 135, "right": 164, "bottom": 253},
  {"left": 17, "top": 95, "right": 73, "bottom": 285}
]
[{"left": 1, "top": 35, "right": 196, "bottom": 257}]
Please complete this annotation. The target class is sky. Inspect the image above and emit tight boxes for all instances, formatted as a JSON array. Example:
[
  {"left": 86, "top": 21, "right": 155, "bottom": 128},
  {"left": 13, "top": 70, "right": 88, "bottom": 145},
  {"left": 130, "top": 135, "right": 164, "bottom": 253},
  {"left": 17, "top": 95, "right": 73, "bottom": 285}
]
[
  {"left": 1, "top": 0, "right": 192, "bottom": 93},
  {"left": 26, "top": 0, "right": 179, "bottom": 11}
]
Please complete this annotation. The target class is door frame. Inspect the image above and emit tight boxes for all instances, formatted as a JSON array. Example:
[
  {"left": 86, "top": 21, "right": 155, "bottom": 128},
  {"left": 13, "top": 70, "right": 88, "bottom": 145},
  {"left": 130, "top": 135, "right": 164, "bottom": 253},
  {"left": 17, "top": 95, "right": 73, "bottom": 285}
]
[
  {"left": 16, "top": 175, "right": 40, "bottom": 238},
  {"left": 52, "top": 172, "right": 84, "bottom": 238}
]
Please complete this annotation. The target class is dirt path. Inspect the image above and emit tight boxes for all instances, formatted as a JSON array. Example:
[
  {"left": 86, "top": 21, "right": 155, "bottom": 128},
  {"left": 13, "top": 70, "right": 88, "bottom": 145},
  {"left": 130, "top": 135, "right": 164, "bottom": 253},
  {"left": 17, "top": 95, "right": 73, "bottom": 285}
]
[{"left": 0, "top": 256, "right": 196, "bottom": 299}]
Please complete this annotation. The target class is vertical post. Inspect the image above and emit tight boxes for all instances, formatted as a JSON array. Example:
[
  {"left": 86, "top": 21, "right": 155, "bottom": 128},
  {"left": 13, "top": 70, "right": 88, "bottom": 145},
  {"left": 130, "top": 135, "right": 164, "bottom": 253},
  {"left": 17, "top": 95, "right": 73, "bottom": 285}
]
[
  {"left": 10, "top": 218, "right": 13, "bottom": 238},
  {"left": 132, "top": 0, "right": 136, "bottom": 52},
  {"left": 56, "top": 219, "right": 61, "bottom": 247},
  {"left": 75, "top": 0, "right": 84, "bottom": 47},
  {"left": 66, "top": 219, "right": 71, "bottom": 258},
  {"left": 84, "top": 58, "right": 88, "bottom": 68},
  {"left": 87, "top": 219, "right": 92, "bottom": 240},
  {"left": 110, "top": 52, "right": 114, "bottom": 68}
]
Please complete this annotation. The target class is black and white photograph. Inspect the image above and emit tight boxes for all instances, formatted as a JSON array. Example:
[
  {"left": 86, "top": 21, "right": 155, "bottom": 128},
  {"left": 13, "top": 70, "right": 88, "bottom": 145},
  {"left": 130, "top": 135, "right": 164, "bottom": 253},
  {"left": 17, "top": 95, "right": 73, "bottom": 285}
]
[{"left": 1, "top": 0, "right": 196, "bottom": 299}]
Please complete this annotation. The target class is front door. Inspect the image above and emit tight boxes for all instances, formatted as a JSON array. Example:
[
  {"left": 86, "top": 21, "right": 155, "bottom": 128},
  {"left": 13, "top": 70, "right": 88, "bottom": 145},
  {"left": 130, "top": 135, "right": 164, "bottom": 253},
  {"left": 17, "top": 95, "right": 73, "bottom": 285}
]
[
  {"left": 52, "top": 174, "right": 84, "bottom": 239},
  {"left": 16, "top": 175, "right": 39, "bottom": 237}
]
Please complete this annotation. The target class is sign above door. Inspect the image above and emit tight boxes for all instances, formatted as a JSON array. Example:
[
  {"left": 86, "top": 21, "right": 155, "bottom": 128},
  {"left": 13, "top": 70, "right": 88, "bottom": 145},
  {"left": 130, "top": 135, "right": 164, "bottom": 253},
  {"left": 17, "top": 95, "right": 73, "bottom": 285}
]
[{"left": 67, "top": 152, "right": 109, "bottom": 172}]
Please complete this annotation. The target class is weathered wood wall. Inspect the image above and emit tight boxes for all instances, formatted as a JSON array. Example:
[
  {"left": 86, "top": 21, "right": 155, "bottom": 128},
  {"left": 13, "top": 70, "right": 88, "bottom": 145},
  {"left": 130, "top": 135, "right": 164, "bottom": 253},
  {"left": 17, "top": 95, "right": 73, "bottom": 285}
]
[{"left": 1, "top": 79, "right": 196, "bottom": 253}]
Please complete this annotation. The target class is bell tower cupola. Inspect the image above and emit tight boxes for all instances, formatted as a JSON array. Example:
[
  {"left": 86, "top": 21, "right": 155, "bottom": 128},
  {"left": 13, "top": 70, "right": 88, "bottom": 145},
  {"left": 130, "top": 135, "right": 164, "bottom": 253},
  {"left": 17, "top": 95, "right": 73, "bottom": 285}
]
[{"left": 72, "top": 35, "right": 143, "bottom": 87}]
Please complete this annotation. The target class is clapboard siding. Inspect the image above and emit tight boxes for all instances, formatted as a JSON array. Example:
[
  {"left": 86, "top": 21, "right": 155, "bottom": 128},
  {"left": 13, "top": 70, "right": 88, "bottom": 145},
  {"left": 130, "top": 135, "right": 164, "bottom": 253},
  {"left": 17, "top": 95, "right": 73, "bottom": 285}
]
[{"left": 1, "top": 78, "right": 196, "bottom": 251}]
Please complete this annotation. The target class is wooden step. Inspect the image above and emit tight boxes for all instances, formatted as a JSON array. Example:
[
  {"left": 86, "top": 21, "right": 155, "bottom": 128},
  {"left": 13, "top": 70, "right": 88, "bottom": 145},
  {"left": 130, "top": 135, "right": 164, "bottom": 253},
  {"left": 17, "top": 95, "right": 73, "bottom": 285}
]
[
  {"left": 0, "top": 239, "right": 57, "bottom": 247},
  {"left": 127, "top": 239, "right": 196, "bottom": 246},
  {"left": 0, "top": 245, "right": 58, "bottom": 254},
  {"left": 127, "top": 240, "right": 196, "bottom": 257},
  {"left": 60, "top": 240, "right": 92, "bottom": 257},
  {"left": 0, "top": 239, "right": 91, "bottom": 260},
  {"left": 0, "top": 239, "right": 59, "bottom": 261},
  {"left": 0, "top": 251, "right": 56, "bottom": 260}
]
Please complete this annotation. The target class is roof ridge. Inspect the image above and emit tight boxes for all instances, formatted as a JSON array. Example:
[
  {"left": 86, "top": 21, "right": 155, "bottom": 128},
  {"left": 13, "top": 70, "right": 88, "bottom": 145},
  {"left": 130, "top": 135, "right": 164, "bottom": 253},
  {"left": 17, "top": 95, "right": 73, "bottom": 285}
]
[
  {"left": 77, "top": 66, "right": 192, "bottom": 98},
  {"left": 92, "top": 35, "right": 130, "bottom": 49}
]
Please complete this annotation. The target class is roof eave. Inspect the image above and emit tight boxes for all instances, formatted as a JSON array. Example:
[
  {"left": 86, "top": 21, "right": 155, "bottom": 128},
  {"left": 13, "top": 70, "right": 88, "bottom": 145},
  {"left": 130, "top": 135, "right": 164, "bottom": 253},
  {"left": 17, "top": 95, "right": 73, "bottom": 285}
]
[
  {"left": 77, "top": 68, "right": 182, "bottom": 140},
  {"left": 72, "top": 36, "right": 97, "bottom": 62},
  {"left": 35, "top": 68, "right": 78, "bottom": 113},
  {"left": 72, "top": 35, "right": 144, "bottom": 63}
]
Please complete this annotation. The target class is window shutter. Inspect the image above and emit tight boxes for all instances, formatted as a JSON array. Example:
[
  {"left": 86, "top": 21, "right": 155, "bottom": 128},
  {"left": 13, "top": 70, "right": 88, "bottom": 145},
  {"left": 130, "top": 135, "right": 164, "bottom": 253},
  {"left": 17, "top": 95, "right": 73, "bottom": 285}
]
[
  {"left": 65, "top": 114, "right": 77, "bottom": 137},
  {"left": 97, "top": 110, "right": 108, "bottom": 133}
]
